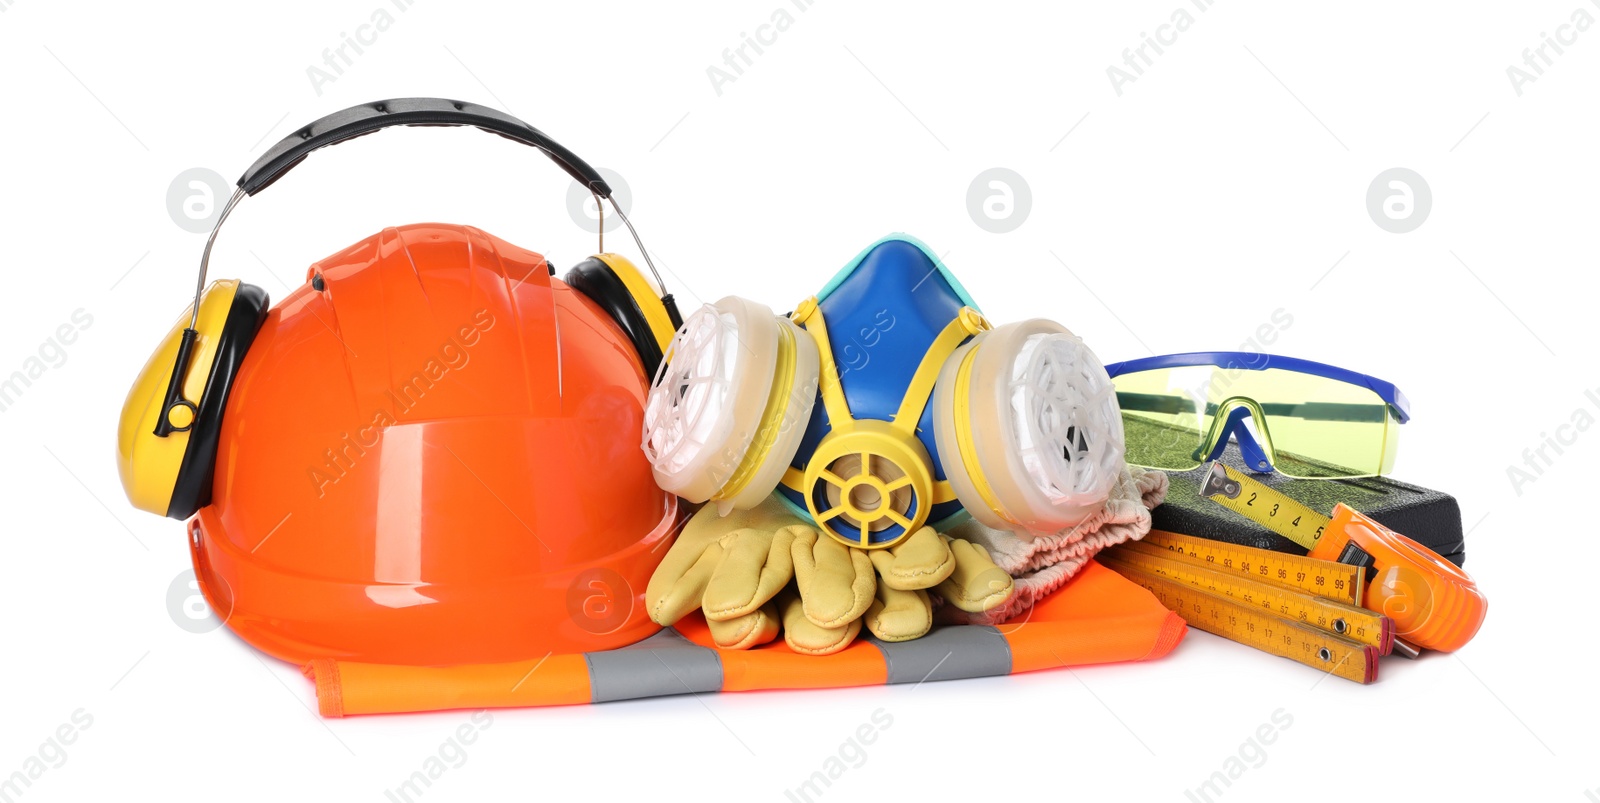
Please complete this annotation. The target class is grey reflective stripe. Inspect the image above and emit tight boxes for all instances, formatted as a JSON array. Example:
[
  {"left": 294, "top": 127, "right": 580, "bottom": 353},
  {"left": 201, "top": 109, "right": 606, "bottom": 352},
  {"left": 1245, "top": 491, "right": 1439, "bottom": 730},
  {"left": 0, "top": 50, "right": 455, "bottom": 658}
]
[
  {"left": 584, "top": 628, "right": 724, "bottom": 703},
  {"left": 867, "top": 625, "right": 1011, "bottom": 684}
]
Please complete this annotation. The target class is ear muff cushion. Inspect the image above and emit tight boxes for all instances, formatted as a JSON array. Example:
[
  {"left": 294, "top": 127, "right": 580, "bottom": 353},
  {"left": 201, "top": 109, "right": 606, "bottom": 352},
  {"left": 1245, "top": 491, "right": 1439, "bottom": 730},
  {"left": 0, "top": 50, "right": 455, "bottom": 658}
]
[
  {"left": 565, "top": 256, "right": 680, "bottom": 378},
  {"left": 598, "top": 253, "right": 683, "bottom": 341},
  {"left": 167, "top": 282, "right": 271, "bottom": 520}
]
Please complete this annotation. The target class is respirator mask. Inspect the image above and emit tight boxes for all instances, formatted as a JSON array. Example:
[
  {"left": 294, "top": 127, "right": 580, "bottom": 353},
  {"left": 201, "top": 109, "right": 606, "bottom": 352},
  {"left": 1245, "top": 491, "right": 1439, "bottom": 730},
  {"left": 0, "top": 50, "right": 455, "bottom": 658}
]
[{"left": 642, "top": 235, "right": 1127, "bottom": 548}]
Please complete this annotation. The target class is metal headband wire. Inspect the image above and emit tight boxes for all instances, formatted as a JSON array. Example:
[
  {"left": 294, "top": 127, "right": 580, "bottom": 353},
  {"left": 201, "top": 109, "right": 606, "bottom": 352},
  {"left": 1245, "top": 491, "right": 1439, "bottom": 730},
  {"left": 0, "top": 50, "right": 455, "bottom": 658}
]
[
  {"left": 609, "top": 197, "right": 666, "bottom": 293},
  {"left": 189, "top": 187, "right": 247, "bottom": 329}
]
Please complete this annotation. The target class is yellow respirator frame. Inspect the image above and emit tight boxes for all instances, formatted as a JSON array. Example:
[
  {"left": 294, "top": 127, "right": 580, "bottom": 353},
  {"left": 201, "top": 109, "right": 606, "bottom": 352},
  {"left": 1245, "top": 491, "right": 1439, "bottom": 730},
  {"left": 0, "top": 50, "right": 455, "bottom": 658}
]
[{"left": 780, "top": 299, "right": 988, "bottom": 548}]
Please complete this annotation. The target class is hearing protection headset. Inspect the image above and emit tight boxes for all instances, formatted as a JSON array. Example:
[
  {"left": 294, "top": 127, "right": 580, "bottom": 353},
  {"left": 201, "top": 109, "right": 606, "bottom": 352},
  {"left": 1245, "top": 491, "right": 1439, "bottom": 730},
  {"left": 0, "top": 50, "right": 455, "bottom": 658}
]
[
  {"left": 119, "top": 98, "right": 682, "bottom": 521},
  {"left": 641, "top": 243, "right": 1127, "bottom": 549}
]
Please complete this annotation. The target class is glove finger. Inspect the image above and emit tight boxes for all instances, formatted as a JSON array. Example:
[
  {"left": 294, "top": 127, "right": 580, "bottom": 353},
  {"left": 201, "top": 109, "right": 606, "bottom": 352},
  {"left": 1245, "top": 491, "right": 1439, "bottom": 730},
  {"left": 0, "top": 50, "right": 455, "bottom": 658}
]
[
  {"left": 644, "top": 502, "right": 747, "bottom": 624},
  {"left": 791, "top": 528, "right": 875, "bottom": 628},
  {"left": 779, "top": 587, "right": 861, "bottom": 656},
  {"left": 876, "top": 526, "right": 955, "bottom": 590},
  {"left": 865, "top": 583, "right": 932, "bottom": 642},
  {"left": 707, "top": 602, "right": 781, "bottom": 650},
  {"left": 703, "top": 527, "right": 797, "bottom": 621},
  {"left": 646, "top": 538, "right": 725, "bottom": 626},
  {"left": 937, "top": 536, "right": 1016, "bottom": 613}
]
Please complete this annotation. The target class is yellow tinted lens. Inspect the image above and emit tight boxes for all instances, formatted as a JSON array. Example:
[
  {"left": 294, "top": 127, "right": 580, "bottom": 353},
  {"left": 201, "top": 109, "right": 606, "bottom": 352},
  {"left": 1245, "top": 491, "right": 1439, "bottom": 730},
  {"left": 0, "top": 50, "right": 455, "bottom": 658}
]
[
  {"left": 1214, "top": 368, "right": 1395, "bottom": 478},
  {"left": 1113, "top": 365, "right": 1216, "bottom": 471},
  {"left": 1114, "top": 363, "right": 1399, "bottom": 478}
]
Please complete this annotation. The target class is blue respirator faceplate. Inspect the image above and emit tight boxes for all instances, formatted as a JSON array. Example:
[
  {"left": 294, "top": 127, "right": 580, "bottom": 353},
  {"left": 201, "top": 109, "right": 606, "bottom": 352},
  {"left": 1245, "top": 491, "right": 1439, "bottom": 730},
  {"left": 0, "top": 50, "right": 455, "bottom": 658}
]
[{"left": 774, "top": 235, "right": 980, "bottom": 534}]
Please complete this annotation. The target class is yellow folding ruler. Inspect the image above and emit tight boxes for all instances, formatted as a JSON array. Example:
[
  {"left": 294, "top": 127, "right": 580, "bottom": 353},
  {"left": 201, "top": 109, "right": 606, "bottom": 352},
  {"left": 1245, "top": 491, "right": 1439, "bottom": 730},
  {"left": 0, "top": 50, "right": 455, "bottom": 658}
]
[
  {"left": 1105, "top": 541, "right": 1390, "bottom": 652},
  {"left": 1102, "top": 459, "right": 1398, "bottom": 684},
  {"left": 1139, "top": 530, "right": 1366, "bottom": 607},
  {"left": 1104, "top": 555, "right": 1381, "bottom": 684}
]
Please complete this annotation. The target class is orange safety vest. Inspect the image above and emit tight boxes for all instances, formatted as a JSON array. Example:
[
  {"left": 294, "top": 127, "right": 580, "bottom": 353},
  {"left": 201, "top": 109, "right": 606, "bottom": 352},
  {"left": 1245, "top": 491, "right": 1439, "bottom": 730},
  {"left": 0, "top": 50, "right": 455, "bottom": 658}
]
[{"left": 306, "top": 560, "right": 1186, "bottom": 717}]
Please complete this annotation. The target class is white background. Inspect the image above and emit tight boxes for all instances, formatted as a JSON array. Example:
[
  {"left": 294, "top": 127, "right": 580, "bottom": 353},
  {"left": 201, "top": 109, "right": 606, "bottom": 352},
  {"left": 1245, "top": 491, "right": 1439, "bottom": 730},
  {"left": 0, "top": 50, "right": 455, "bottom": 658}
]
[{"left": 1, "top": 1, "right": 1595, "bottom": 801}]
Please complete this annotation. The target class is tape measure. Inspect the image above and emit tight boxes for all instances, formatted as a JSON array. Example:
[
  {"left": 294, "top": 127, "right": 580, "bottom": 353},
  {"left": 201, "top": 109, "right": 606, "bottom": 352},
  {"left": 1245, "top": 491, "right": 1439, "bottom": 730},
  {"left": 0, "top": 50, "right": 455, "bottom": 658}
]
[
  {"left": 1199, "top": 461, "right": 1331, "bottom": 552},
  {"left": 1105, "top": 541, "right": 1391, "bottom": 653},
  {"left": 1140, "top": 530, "right": 1366, "bottom": 607},
  {"left": 1111, "top": 459, "right": 1483, "bottom": 674}
]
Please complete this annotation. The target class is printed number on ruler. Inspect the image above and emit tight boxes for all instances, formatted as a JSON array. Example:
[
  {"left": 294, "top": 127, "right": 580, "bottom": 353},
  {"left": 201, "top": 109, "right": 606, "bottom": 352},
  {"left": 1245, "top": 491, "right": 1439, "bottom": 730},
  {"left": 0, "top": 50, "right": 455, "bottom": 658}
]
[
  {"left": 1109, "top": 543, "right": 1390, "bottom": 652},
  {"left": 1113, "top": 563, "right": 1379, "bottom": 684},
  {"left": 1140, "top": 531, "right": 1365, "bottom": 606},
  {"left": 1199, "top": 462, "right": 1333, "bottom": 551}
]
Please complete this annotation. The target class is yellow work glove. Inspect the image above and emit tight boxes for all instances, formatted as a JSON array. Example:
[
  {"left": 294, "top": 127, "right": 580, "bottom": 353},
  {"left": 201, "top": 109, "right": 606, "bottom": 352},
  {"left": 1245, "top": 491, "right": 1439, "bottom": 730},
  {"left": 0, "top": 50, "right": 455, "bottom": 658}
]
[
  {"left": 646, "top": 496, "right": 874, "bottom": 652},
  {"left": 646, "top": 496, "right": 1016, "bottom": 652},
  {"left": 864, "top": 529, "right": 1015, "bottom": 642}
]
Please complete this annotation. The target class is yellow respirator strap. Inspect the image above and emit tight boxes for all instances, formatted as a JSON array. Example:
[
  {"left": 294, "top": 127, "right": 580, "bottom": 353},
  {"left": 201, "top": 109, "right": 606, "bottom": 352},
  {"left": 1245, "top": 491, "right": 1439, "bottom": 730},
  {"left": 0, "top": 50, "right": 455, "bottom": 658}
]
[
  {"left": 952, "top": 342, "right": 1008, "bottom": 521},
  {"left": 893, "top": 308, "right": 989, "bottom": 437},
  {"left": 713, "top": 321, "right": 798, "bottom": 503},
  {"left": 779, "top": 303, "right": 980, "bottom": 509},
  {"left": 792, "top": 298, "right": 854, "bottom": 434}
]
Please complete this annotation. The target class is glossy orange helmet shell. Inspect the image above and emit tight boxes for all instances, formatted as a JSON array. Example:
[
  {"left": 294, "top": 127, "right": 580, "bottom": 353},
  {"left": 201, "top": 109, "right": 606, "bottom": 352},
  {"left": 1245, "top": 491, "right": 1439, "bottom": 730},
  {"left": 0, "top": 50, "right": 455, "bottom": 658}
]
[{"left": 189, "top": 223, "right": 677, "bottom": 666}]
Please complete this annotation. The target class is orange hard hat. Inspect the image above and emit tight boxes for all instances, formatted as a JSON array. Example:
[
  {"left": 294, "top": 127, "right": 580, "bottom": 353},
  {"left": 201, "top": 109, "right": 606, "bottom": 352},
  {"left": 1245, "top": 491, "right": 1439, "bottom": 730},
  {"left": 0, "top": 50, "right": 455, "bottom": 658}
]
[{"left": 187, "top": 223, "right": 677, "bottom": 665}]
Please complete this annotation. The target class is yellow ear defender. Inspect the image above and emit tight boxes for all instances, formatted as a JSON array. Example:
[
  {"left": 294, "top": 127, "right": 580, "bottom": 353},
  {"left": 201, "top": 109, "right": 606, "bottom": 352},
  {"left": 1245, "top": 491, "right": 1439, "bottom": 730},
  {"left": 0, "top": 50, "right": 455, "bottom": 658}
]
[
  {"left": 118, "top": 279, "right": 270, "bottom": 519},
  {"left": 119, "top": 98, "right": 679, "bottom": 520},
  {"left": 564, "top": 253, "right": 682, "bottom": 378}
]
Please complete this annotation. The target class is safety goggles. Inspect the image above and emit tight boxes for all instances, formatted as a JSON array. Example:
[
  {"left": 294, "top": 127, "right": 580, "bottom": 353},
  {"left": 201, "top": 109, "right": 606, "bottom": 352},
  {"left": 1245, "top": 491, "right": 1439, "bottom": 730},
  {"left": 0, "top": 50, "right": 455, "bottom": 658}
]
[{"left": 1103, "top": 352, "right": 1410, "bottom": 479}]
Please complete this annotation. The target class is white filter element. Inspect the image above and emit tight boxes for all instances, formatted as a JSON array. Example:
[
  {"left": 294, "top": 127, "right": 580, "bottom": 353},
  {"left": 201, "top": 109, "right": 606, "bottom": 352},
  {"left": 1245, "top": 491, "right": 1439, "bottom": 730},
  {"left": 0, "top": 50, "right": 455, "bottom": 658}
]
[
  {"left": 1006, "top": 332, "right": 1125, "bottom": 510},
  {"left": 642, "top": 305, "right": 735, "bottom": 475},
  {"left": 932, "top": 319, "right": 1128, "bottom": 536},
  {"left": 640, "top": 297, "right": 779, "bottom": 502}
]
